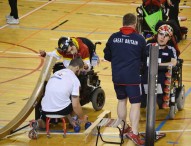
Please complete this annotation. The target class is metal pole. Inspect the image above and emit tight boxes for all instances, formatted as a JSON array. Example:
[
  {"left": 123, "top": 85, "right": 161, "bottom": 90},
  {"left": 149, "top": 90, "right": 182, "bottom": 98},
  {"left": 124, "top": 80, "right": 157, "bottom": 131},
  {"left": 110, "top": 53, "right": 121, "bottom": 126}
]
[{"left": 145, "top": 45, "right": 159, "bottom": 146}]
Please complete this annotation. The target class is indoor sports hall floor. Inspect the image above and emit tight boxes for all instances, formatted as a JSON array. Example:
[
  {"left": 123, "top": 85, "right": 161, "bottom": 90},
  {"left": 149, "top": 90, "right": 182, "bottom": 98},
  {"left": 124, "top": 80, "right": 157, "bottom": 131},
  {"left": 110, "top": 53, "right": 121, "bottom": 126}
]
[{"left": 0, "top": 0, "right": 191, "bottom": 146}]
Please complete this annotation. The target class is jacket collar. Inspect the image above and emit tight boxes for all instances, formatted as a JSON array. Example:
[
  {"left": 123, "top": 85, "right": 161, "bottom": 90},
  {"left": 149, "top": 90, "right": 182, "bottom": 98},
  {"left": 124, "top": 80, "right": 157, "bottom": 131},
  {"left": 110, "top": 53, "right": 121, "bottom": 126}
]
[{"left": 120, "top": 26, "right": 137, "bottom": 35}]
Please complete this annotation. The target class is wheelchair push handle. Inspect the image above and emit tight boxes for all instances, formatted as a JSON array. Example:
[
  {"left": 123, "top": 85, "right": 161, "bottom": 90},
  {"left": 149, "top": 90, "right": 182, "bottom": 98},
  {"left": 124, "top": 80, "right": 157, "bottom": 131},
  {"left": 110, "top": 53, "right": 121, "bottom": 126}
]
[
  {"left": 95, "top": 42, "right": 101, "bottom": 45},
  {"left": 94, "top": 42, "right": 102, "bottom": 52}
]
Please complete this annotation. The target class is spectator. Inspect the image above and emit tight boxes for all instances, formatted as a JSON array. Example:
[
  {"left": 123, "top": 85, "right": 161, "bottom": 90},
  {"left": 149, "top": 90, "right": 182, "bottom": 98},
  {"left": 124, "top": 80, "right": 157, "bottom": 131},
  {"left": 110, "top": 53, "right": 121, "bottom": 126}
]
[
  {"left": 166, "top": 0, "right": 180, "bottom": 29},
  {"left": 6, "top": 0, "right": 19, "bottom": 24},
  {"left": 166, "top": 0, "right": 182, "bottom": 41}
]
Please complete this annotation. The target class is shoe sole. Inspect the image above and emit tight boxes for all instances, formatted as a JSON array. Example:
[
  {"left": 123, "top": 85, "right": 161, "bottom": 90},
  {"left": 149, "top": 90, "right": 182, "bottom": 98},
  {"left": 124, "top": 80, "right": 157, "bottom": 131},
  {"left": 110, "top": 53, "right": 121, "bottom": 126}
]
[
  {"left": 7, "top": 23, "right": 19, "bottom": 25},
  {"left": 125, "top": 135, "right": 144, "bottom": 146},
  {"left": 6, "top": 19, "right": 19, "bottom": 24}
]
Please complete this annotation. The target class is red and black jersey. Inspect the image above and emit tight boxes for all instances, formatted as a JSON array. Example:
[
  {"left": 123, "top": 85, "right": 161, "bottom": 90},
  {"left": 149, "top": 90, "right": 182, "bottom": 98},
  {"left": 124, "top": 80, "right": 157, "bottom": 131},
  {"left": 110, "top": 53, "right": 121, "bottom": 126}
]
[{"left": 57, "top": 37, "right": 90, "bottom": 60}]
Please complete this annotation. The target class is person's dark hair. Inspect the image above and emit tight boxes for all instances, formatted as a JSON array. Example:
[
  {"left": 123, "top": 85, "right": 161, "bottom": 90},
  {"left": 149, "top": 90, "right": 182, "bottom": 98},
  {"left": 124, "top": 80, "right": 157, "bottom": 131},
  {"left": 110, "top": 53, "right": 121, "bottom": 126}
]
[
  {"left": 123, "top": 13, "right": 137, "bottom": 26},
  {"left": 69, "top": 56, "right": 84, "bottom": 69}
]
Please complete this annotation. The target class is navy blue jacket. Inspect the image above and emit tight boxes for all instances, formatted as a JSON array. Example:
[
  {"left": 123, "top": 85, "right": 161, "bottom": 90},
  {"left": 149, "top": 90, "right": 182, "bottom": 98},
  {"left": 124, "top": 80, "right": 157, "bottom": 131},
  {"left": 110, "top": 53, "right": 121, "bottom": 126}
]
[
  {"left": 145, "top": 43, "right": 177, "bottom": 63},
  {"left": 141, "top": 43, "right": 177, "bottom": 84},
  {"left": 104, "top": 27, "right": 146, "bottom": 84}
]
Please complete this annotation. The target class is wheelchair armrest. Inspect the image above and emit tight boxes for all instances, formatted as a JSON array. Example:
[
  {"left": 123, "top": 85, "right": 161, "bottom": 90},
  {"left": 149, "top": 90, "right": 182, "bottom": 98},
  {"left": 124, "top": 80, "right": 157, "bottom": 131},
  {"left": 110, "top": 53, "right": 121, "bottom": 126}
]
[
  {"left": 158, "top": 66, "right": 168, "bottom": 71},
  {"left": 177, "top": 59, "right": 184, "bottom": 67},
  {"left": 158, "top": 66, "right": 178, "bottom": 72},
  {"left": 86, "top": 70, "right": 95, "bottom": 75}
]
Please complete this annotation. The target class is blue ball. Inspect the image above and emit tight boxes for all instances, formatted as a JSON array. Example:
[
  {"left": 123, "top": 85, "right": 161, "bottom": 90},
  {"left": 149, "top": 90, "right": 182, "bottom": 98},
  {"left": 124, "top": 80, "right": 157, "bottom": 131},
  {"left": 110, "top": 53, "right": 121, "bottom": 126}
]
[
  {"left": 74, "top": 125, "right": 81, "bottom": 133},
  {"left": 146, "top": 33, "right": 152, "bottom": 38},
  {"left": 85, "top": 122, "right": 92, "bottom": 130}
]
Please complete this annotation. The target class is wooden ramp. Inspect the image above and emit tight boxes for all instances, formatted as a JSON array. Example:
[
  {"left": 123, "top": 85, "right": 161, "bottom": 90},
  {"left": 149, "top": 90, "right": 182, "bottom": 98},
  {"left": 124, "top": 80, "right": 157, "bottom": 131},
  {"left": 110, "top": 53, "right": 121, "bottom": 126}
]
[
  {"left": 0, "top": 56, "right": 56, "bottom": 139},
  {"left": 83, "top": 110, "right": 111, "bottom": 143}
]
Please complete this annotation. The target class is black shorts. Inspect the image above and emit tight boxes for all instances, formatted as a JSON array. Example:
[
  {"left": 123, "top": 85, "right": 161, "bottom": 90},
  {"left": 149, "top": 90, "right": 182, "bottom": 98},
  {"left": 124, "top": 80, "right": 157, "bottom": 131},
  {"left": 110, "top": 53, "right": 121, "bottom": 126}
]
[
  {"left": 41, "top": 103, "right": 73, "bottom": 121},
  {"left": 114, "top": 84, "right": 142, "bottom": 103}
]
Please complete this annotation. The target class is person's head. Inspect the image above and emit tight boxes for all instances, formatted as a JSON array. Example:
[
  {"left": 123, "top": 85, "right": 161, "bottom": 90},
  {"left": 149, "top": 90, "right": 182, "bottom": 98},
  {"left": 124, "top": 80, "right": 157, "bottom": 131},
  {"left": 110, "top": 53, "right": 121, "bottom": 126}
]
[
  {"left": 68, "top": 56, "right": 84, "bottom": 75},
  {"left": 123, "top": 13, "right": 137, "bottom": 28},
  {"left": 57, "top": 37, "right": 78, "bottom": 55},
  {"left": 157, "top": 24, "right": 173, "bottom": 46}
]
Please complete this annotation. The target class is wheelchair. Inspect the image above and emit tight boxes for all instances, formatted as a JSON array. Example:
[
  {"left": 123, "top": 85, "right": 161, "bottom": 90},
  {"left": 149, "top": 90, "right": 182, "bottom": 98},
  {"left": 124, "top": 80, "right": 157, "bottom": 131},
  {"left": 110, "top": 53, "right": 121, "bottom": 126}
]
[
  {"left": 136, "top": 3, "right": 167, "bottom": 37},
  {"left": 136, "top": 3, "right": 188, "bottom": 41},
  {"left": 53, "top": 38, "right": 105, "bottom": 111},
  {"left": 141, "top": 59, "right": 186, "bottom": 119},
  {"left": 35, "top": 38, "right": 105, "bottom": 120}
]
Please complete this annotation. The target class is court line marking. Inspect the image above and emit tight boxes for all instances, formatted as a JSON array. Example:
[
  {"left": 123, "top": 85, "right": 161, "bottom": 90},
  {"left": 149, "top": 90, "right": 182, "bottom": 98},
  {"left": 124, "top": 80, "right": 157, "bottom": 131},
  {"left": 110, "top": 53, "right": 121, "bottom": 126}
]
[
  {"left": 155, "top": 88, "right": 191, "bottom": 144},
  {"left": 0, "top": 0, "right": 55, "bottom": 30},
  {"left": 1, "top": 51, "right": 191, "bottom": 67},
  {"left": 156, "top": 88, "right": 191, "bottom": 131},
  {"left": 1, "top": 126, "right": 191, "bottom": 138},
  {"left": 0, "top": 51, "right": 39, "bottom": 56},
  {"left": 185, "top": 87, "right": 191, "bottom": 97},
  {"left": 27, "top": 0, "right": 132, "bottom": 6},
  {"left": 2, "top": 0, "right": 94, "bottom": 54},
  {"left": 2, "top": 50, "right": 191, "bottom": 64},
  {"left": 27, "top": 0, "right": 191, "bottom": 8}
]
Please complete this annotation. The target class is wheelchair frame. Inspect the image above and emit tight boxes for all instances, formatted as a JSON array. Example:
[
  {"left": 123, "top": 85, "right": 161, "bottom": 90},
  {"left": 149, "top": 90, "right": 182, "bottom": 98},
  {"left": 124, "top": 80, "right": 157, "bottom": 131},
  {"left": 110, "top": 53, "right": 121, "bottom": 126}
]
[
  {"left": 136, "top": 4, "right": 188, "bottom": 40},
  {"left": 141, "top": 59, "right": 186, "bottom": 119},
  {"left": 35, "top": 39, "right": 105, "bottom": 120},
  {"left": 136, "top": 5, "right": 166, "bottom": 37},
  {"left": 168, "top": 59, "right": 185, "bottom": 119}
]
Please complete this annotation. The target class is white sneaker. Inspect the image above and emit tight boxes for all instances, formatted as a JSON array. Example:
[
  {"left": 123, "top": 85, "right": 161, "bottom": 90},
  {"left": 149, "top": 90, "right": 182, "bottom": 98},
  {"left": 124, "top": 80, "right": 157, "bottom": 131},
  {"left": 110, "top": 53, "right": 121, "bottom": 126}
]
[
  {"left": 7, "top": 18, "right": 19, "bottom": 24},
  {"left": 6, "top": 15, "right": 13, "bottom": 20}
]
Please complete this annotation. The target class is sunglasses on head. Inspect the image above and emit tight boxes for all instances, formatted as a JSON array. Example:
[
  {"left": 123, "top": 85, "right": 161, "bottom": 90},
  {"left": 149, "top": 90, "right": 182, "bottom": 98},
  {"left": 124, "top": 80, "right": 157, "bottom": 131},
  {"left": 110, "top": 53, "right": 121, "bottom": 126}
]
[{"left": 158, "top": 32, "right": 170, "bottom": 37}]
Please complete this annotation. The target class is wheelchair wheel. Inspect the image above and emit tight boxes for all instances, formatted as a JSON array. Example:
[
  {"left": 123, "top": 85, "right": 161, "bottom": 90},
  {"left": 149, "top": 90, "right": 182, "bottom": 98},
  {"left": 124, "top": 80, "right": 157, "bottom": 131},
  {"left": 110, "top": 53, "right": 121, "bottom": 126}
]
[
  {"left": 91, "top": 88, "right": 105, "bottom": 111},
  {"left": 176, "top": 86, "right": 185, "bottom": 111},
  {"left": 136, "top": 6, "right": 143, "bottom": 16},
  {"left": 169, "top": 105, "right": 176, "bottom": 120}
]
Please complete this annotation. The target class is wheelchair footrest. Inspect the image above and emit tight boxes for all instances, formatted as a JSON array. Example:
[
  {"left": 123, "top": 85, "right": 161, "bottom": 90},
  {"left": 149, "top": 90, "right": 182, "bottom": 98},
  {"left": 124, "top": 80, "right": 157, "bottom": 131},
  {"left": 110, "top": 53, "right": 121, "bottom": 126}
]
[{"left": 140, "top": 132, "right": 166, "bottom": 142}]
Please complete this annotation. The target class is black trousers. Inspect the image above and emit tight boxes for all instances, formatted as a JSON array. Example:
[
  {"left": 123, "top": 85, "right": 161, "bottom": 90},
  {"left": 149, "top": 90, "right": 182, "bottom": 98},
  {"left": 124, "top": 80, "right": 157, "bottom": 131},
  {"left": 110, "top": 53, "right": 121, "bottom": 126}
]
[
  {"left": 167, "top": 0, "right": 180, "bottom": 28},
  {"left": 8, "top": 0, "right": 19, "bottom": 19},
  {"left": 41, "top": 103, "right": 73, "bottom": 121}
]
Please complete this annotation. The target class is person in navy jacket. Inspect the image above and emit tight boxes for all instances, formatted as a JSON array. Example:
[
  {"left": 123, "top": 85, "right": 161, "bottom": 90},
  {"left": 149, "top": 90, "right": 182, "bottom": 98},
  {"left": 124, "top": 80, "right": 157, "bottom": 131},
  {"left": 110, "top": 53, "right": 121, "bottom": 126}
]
[
  {"left": 104, "top": 13, "right": 146, "bottom": 146},
  {"left": 142, "top": 24, "right": 177, "bottom": 109}
]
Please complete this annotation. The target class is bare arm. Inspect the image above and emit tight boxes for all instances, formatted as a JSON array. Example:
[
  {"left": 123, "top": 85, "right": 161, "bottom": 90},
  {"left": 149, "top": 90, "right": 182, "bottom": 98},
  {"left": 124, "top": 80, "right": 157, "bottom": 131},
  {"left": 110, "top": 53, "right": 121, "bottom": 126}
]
[
  {"left": 39, "top": 50, "right": 61, "bottom": 60},
  {"left": 71, "top": 95, "right": 88, "bottom": 123},
  {"left": 167, "top": 0, "right": 173, "bottom": 6},
  {"left": 83, "top": 59, "right": 91, "bottom": 71}
]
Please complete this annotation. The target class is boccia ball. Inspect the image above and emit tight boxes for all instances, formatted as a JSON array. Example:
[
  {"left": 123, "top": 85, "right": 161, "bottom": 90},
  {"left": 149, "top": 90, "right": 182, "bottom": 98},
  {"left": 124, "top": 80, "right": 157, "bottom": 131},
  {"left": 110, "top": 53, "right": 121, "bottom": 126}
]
[
  {"left": 85, "top": 122, "right": 92, "bottom": 130},
  {"left": 74, "top": 125, "right": 81, "bottom": 133}
]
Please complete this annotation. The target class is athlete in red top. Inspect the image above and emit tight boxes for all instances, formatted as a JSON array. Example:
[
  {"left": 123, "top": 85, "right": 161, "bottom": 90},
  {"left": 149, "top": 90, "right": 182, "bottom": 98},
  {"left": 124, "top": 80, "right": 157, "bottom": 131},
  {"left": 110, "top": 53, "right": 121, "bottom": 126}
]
[{"left": 39, "top": 37, "right": 91, "bottom": 70}]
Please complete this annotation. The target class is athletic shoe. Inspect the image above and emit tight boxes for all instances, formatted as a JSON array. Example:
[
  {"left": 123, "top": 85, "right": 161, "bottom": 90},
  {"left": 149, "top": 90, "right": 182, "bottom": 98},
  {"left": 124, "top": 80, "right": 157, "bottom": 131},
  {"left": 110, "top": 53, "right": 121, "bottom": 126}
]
[
  {"left": 6, "top": 15, "right": 13, "bottom": 20},
  {"left": 126, "top": 132, "right": 145, "bottom": 146},
  {"left": 7, "top": 17, "right": 19, "bottom": 24},
  {"left": 162, "top": 102, "right": 169, "bottom": 109},
  {"left": 121, "top": 124, "right": 132, "bottom": 135}
]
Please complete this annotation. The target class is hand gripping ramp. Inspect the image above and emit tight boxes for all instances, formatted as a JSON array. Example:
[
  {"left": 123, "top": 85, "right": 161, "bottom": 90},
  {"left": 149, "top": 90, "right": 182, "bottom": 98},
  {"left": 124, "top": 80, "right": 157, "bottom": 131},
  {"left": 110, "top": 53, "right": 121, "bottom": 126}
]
[{"left": 0, "top": 56, "right": 56, "bottom": 139}]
